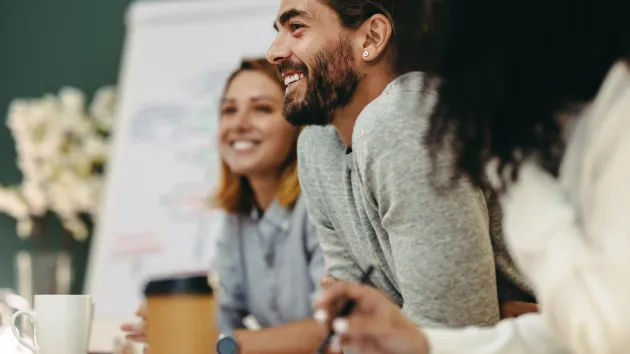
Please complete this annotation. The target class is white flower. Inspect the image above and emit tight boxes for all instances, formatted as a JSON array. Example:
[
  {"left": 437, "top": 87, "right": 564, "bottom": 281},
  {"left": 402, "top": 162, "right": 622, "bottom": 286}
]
[
  {"left": 70, "top": 181, "right": 93, "bottom": 212},
  {"left": 0, "top": 188, "right": 29, "bottom": 219},
  {"left": 48, "top": 183, "right": 75, "bottom": 216},
  {"left": 1, "top": 86, "right": 117, "bottom": 241},
  {"left": 62, "top": 217, "right": 89, "bottom": 241},
  {"left": 6, "top": 100, "right": 29, "bottom": 131},
  {"left": 38, "top": 133, "right": 64, "bottom": 159},
  {"left": 90, "top": 86, "right": 117, "bottom": 130},
  {"left": 59, "top": 87, "right": 86, "bottom": 113},
  {"left": 83, "top": 136, "right": 108, "bottom": 158},
  {"left": 20, "top": 179, "right": 47, "bottom": 216}
]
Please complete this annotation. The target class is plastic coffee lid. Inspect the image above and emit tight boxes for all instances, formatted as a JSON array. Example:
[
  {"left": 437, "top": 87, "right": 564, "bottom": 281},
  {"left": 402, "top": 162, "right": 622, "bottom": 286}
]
[{"left": 144, "top": 274, "right": 213, "bottom": 296}]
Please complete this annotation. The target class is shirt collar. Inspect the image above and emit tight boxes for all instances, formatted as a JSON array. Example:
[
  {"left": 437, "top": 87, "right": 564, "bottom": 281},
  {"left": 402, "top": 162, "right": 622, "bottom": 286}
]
[{"left": 248, "top": 199, "right": 291, "bottom": 231}]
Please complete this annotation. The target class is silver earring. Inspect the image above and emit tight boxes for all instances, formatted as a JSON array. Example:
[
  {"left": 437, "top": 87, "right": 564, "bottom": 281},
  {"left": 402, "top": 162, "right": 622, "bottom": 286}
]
[{"left": 363, "top": 51, "right": 369, "bottom": 57}]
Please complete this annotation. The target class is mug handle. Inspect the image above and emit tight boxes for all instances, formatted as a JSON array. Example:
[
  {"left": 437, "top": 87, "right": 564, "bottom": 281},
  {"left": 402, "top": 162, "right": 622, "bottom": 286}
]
[{"left": 11, "top": 310, "right": 40, "bottom": 353}]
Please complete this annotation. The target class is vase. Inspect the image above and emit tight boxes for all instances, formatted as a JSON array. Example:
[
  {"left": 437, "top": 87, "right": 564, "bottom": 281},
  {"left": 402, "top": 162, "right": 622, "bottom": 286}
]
[
  {"left": 14, "top": 250, "right": 72, "bottom": 303},
  {"left": 13, "top": 250, "right": 72, "bottom": 340}
]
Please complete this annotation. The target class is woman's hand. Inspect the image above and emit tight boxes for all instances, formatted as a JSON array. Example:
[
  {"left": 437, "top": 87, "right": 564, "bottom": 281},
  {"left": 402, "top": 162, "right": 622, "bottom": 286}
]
[
  {"left": 120, "top": 303, "right": 148, "bottom": 343},
  {"left": 314, "top": 281, "right": 430, "bottom": 354}
]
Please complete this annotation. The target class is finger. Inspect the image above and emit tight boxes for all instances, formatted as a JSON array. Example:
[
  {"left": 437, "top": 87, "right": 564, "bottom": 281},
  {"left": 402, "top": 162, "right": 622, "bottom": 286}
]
[
  {"left": 120, "top": 322, "right": 144, "bottom": 333},
  {"left": 336, "top": 314, "right": 429, "bottom": 354},
  {"left": 120, "top": 323, "right": 136, "bottom": 332},
  {"left": 136, "top": 303, "right": 148, "bottom": 317},
  {"left": 338, "top": 333, "right": 382, "bottom": 354},
  {"left": 320, "top": 275, "right": 337, "bottom": 289},
  {"left": 125, "top": 333, "right": 147, "bottom": 342},
  {"left": 314, "top": 281, "right": 384, "bottom": 320},
  {"left": 333, "top": 315, "right": 390, "bottom": 339}
]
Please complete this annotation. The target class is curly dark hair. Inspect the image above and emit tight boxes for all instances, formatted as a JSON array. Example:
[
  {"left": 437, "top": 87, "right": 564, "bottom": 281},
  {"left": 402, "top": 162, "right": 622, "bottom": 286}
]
[{"left": 425, "top": 0, "right": 630, "bottom": 189}]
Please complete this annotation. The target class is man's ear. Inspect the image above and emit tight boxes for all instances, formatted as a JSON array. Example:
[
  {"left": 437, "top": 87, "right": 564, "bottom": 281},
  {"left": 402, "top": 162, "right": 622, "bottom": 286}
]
[{"left": 356, "top": 14, "right": 393, "bottom": 62}]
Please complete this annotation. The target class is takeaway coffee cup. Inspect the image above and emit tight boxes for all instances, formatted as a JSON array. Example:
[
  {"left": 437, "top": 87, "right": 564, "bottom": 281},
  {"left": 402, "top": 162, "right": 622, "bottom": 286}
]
[{"left": 144, "top": 274, "right": 217, "bottom": 354}]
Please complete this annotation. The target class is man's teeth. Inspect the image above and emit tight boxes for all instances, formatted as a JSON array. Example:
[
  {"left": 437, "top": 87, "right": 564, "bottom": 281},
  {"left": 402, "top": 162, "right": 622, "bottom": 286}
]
[
  {"left": 232, "top": 141, "right": 256, "bottom": 151},
  {"left": 284, "top": 73, "right": 305, "bottom": 86}
]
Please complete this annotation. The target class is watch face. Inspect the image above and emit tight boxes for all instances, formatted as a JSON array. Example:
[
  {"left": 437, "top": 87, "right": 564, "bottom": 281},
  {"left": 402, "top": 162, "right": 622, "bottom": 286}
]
[{"left": 217, "top": 336, "right": 238, "bottom": 354}]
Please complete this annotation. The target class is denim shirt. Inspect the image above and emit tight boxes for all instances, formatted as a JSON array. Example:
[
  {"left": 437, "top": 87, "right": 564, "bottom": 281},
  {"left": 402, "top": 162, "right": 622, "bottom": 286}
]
[{"left": 215, "top": 195, "right": 324, "bottom": 334}]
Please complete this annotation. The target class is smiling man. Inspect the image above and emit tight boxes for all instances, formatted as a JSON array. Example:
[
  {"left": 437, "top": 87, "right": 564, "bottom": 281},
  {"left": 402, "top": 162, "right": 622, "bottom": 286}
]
[{"left": 267, "top": 0, "right": 534, "bottom": 334}]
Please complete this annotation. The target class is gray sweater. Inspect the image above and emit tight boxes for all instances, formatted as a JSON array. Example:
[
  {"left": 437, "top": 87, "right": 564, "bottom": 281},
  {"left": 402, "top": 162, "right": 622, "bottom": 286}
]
[{"left": 297, "top": 72, "right": 528, "bottom": 328}]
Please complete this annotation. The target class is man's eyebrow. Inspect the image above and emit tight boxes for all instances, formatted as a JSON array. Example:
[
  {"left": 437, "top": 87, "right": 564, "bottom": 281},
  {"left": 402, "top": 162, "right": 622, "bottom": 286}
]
[{"left": 273, "top": 8, "right": 311, "bottom": 31}]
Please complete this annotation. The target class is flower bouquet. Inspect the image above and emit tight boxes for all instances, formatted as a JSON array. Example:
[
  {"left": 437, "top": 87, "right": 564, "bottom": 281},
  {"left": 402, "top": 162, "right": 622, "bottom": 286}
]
[{"left": 0, "top": 86, "right": 117, "bottom": 241}]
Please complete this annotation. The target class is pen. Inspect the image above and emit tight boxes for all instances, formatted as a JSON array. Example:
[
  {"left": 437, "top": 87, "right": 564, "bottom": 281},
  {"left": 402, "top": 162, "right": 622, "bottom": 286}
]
[{"left": 317, "top": 264, "right": 376, "bottom": 354}]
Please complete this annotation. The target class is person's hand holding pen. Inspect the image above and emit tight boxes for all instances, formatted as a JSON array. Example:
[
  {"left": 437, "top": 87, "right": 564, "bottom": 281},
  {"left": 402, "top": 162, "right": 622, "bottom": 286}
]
[{"left": 314, "top": 280, "right": 430, "bottom": 354}]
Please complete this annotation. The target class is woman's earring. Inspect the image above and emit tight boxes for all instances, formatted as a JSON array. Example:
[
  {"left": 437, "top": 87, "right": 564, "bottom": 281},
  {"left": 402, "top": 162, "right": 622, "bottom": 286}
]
[{"left": 363, "top": 51, "right": 369, "bottom": 58}]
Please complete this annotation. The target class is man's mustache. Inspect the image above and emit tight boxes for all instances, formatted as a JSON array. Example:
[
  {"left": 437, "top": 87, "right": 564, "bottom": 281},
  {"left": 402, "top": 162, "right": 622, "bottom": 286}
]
[{"left": 277, "top": 60, "right": 309, "bottom": 76}]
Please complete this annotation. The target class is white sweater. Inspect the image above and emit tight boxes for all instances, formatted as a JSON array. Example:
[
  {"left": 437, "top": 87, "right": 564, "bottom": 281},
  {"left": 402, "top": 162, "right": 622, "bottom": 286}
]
[{"left": 426, "top": 60, "right": 630, "bottom": 354}]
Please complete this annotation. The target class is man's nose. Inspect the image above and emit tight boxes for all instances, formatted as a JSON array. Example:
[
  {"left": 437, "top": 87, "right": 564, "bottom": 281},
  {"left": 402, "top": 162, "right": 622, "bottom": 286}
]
[{"left": 267, "top": 35, "right": 291, "bottom": 65}]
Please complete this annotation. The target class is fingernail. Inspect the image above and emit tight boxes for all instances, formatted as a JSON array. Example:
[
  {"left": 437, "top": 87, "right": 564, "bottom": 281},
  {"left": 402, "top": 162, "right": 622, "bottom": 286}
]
[
  {"left": 313, "top": 309, "right": 328, "bottom": 324},
  {"left": 330, "top": 335, "right": 341, "bottom": 352},
  {"left": 333, "top": 318, "right": 348, "bottom": 334}
]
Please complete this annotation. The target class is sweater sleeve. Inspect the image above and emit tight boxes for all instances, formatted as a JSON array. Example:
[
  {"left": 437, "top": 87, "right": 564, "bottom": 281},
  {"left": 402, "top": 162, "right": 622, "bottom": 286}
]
[
  {"left": 426, "top": 314, "right": 570, "bottom": 354},
  {"left": 303, "top": 212, "right": 326, "bottom": 306},
  {"left": 297, "top": 129, "right": 364, "bottom": 283}
]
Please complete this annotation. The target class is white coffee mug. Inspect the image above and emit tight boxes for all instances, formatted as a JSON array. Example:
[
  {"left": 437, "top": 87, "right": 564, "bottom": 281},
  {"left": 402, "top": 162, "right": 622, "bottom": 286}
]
[{"left": 10, "top": 295, "right": 93, "bottom": 354}]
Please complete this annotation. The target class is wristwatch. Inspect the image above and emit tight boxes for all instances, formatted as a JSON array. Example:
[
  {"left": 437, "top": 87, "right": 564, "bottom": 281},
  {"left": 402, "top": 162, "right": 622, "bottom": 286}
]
[{"left": 217, "top": 333, "right": 239, "bottom": 354}]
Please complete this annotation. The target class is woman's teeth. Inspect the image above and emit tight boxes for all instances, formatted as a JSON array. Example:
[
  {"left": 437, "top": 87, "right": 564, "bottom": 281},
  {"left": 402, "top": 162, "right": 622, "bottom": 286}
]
[
  {"left": 284, "top": 73, "right": 305, "bottom": 86},
  {"left": 232, "top": 141, "right": 256, "bottom": 151}
]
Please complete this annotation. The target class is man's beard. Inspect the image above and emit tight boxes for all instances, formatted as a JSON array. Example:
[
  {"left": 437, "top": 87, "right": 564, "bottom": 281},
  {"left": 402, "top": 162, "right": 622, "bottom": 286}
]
[{"left": 281, "top": 37, "right": 360, "bottom": 126}]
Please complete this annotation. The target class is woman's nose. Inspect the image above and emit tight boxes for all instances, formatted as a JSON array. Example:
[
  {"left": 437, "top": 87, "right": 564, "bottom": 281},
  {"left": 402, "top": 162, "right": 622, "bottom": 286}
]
[{"left": 231, "top": 109, "right": 253, "bottom": 131}]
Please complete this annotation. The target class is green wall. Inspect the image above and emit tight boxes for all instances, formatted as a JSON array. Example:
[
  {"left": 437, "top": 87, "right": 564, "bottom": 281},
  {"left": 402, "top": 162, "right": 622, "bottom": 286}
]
[{"left": 0, "top": 0, "right": 133, "bottom": 293}]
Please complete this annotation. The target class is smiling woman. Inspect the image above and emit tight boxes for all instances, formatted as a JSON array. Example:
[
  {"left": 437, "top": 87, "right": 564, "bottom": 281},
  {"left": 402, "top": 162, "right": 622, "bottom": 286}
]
[
  {"left": 211, "top": 58, "right": 327, "bottom": 354},
  {"left": 121, "top": 58, "right": 326, "bottom": 354}
]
